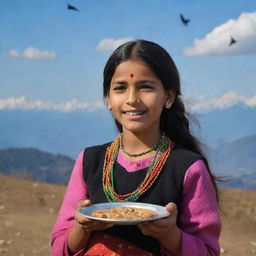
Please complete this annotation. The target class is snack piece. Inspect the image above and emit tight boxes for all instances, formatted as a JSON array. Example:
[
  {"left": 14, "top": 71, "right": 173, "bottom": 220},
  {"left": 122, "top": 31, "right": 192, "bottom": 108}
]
[{"left": 91, "top": 206, "right": 157, "bottom": 219}]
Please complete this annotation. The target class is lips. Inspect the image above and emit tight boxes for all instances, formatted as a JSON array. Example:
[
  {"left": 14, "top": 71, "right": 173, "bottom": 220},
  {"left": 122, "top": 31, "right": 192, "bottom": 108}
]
[
  {"left": 126, "top": 112, "right": 144, "bottom": 116},
  {"left": 122, "top": 111, "right": 146, "bottom": 116}
]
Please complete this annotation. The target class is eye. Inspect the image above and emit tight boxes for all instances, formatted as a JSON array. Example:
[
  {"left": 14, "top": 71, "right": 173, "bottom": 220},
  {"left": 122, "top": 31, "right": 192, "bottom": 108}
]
[
  {"left": 113, "top": 85, "right": 126, "bottom": 91},
  {"left": 140, "top": 84, "right": 154, "bottom": 90}
]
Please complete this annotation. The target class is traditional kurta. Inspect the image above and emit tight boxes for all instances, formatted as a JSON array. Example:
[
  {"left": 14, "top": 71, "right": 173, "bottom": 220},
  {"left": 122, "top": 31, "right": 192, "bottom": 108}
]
[{"left": 51, "top": 150, "right": 221, "bottom": 256}]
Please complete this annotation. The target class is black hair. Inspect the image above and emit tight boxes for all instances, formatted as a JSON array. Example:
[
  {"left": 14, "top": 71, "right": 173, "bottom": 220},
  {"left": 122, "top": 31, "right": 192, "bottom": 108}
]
[{"left": 103, "top": 39, "right": 219, "bottom": 201}]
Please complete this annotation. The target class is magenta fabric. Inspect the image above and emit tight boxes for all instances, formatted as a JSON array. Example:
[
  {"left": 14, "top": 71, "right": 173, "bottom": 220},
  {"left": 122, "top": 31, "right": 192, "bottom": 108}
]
[
  {"left": 51, "top": 151, "right": 221, "bottom": 256},
  {"left": 117, "top": 152, "right": 153, "bottom": 172}
]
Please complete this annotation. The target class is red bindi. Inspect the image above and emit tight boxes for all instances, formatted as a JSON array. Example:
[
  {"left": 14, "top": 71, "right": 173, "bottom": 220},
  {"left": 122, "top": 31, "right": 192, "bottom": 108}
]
[{"left": 130, "top": 73, "right": 134, "bottom": 78}]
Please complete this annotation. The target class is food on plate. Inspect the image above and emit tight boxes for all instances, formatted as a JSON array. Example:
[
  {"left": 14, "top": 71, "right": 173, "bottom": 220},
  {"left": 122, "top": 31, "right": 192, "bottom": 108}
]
[{"left": 91, "top": 206, "right": 157, "bottom": 219}]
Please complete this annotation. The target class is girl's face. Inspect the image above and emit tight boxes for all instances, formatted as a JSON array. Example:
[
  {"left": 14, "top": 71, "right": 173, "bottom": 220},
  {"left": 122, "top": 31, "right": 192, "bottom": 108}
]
[{"left": 107, "top": 60, "right": 174, "bottom": 135}]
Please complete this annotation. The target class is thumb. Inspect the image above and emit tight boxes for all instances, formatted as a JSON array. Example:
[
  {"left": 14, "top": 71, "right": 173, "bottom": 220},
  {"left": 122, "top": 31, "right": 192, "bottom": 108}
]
[
  {"left": 165, "top": 202, "right": 177, "bottom": 215},
  {"left": 77, "top": 199, "right": 92, "bottom": 209}
]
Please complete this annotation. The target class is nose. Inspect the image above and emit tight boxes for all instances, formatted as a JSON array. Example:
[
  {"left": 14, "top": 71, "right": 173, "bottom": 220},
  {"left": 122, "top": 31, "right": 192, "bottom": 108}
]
[{"left": 127, "top": 89, "right": 138, "bottom": 105}]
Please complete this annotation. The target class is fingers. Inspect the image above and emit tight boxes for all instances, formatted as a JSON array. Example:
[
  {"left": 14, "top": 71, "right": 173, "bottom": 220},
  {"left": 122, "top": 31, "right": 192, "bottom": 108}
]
[
  {"left": 81, "top": 222, "right": 113, "bottom": 232},
  {"left": 77, "top": 216, "right": 114, "bottom": 232},
  {"left": 77, "top": 199, "right": 91, "bottom": 209},
  {"left": 75, "top": 200, "right": 114, "bottom": 232},
  {"left": 165, "top": 202, "right": 177, "bottom": 215},
  {"left": 138, "top": 223, "right": 151, "bottom": 236},
  {"left": 75, "top": 211, "right": 114, "bottom": 232},
  {"left": 75, "top": 209, "right": 90, "bottom": 225},
  {"left": 139, "top": 221, "right": 169, "bottom": 238},
  {"left": 138, "top": 202, "right": 178, "bottom": 238},
  {"left": 139, "top": 220, "right": 170, "bottom": 238},
  {"left": 75, "top": 200, "right": 93, "bottom": 226}
]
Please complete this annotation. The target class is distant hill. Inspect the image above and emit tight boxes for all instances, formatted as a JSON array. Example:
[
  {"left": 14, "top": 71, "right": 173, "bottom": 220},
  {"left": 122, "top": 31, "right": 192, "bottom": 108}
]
[
  {"left": 0, "top": 135, "right": 255, "bottom": 190},
  {"left": 0, "top": 104, "right": 256, "bottom": 158},
  {"left": 0, "top": 148, "right": 75, "bottom": 185},
  {"left": 195, "top": 104, "right": 256, "bottom": 146},
  {"left": 0, "top": 105, "right": 255, "bottom": 189},
  {"left": 213, "top": 134, "right": 256, "bottom": 190}
]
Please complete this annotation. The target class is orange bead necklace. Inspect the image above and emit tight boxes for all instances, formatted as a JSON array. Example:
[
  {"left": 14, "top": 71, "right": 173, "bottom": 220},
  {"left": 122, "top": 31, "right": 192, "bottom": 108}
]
[{"left": 102, "top": 133, "right": 174, "bottom": 202}]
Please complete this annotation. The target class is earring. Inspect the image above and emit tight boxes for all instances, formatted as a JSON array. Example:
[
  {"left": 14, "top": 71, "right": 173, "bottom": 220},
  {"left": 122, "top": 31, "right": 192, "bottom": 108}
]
[
  {"left": 165, "top": 101, "right": 172, "bottom": 109},
  {"left": 108, "top": 105, "right": 112, "bottom": 111},
  {"left": 135, "top": 98, "right": 141, "bottom": 103}
]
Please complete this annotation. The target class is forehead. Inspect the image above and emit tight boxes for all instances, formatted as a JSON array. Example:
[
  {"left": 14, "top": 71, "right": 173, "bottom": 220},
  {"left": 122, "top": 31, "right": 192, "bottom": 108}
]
[{"left": 112, "top": 60, "right": 156, "bottom": 79}]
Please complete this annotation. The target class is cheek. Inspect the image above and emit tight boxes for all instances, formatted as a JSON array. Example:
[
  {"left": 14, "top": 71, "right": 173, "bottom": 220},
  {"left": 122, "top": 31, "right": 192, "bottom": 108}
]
[
  {"left": 108, "top": 94, "right": 120, "bottom": 107},
  {"left": 145, "top": 96, "right": 165, "bottom": 109},
  {"left": 109, "top": 100, "right": 122, "bottom": 118},
  {"left": 110, "top": 99, "right": 122, "bottom": 112}
]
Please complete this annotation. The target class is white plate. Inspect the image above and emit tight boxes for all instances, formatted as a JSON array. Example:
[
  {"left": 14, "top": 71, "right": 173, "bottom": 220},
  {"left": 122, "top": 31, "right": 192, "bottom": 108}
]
[{"left": 78, "top": 202, "right": 170, "bottom": 225}]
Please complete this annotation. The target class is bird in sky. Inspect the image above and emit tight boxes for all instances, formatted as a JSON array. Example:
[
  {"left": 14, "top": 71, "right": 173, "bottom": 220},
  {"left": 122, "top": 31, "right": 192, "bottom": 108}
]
[
  {"left": 229, "top": 36, "right": 237, "bottom": 46},
  {"left": 67, "top": 4, "right": 79, "bottom": 11},
  {"left": 180, "top": 14, "right": 190, "bottom": 26}
]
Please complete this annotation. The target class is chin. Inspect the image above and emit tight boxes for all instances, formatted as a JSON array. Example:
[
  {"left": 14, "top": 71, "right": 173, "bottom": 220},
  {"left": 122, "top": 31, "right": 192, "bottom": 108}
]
[
  {"left": 122, "top": 126, "right": 144, "bottom": 133},
  {"left": 122, "top": 124, "right": 153, "bottom": 134}
]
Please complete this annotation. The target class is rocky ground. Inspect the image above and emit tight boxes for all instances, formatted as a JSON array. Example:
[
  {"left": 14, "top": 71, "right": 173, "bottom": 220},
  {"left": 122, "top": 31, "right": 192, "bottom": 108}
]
[{"left": 0, "top": 174, "right": 255, "bottom": 255}]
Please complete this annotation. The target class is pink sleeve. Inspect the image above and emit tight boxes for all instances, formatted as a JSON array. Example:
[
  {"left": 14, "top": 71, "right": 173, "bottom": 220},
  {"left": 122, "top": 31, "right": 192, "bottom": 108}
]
[
  {"left": 162, "top": 160, "right": 221, "bottom": 256},
  {"left": 50, "top": 151, "right": 89, "bottom": 256}
]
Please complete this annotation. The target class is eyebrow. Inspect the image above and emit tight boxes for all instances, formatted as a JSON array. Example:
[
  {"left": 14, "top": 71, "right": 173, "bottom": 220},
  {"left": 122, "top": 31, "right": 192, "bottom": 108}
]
[{"left": 111, "top": 79, "right": 157, "bottom": 85}]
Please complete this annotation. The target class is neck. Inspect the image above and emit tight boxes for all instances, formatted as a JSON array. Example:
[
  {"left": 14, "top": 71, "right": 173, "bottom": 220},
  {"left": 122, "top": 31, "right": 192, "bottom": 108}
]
[{"left": 121, "top": 130, "right": 162, "bottom": 155}]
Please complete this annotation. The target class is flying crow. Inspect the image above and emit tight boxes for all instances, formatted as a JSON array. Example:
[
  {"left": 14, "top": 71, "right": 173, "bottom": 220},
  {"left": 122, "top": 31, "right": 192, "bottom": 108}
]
[
  {"left": 67, "top": 4, "right": 79, "bottom": 11},
  {"left": 180, "top": 14, "right": 190, "bottom": 25},
  {"left": 229, "top": 36, "right": 237, "bottom": 46}
]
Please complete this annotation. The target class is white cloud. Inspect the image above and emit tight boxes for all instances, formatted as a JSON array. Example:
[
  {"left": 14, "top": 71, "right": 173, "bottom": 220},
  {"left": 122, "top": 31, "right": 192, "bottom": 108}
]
[
  {"left": 1, "top": 92, "right": 255, "bottom": 113},
  {"left": 6, "top": 47, "right": 56, "bottom": 60},
  {"left": 0, "top": 97, "right": 104, "bottom": 112},
  {"left": 183, "top": 12, "right": 256, "bottom": 56},
  {"left": 96, "top": 38, "right": 134, "bottom": 52},
  {"left": 185, "top": 91, "right": 256, "bottom": 112}
]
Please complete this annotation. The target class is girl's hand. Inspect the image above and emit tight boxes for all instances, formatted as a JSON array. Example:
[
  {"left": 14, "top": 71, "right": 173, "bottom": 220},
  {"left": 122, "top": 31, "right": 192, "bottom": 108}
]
[
  {"left": 74, "top": 200, "right": 113, "bottom": 232},
  {"left": 138, "top": 202, "right": 179, "bottom": 241}
]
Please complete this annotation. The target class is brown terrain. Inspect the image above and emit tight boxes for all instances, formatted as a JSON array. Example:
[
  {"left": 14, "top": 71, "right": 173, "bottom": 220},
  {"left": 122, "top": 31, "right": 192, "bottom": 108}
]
[{"left": 0, "top": 173, "right": 255, "bottom": 256}]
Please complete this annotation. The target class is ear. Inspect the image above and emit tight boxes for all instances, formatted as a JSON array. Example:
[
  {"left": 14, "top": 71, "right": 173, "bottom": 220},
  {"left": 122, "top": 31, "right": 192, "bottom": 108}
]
[
  {"left": 165, "top": 89, "right": 176, "bottom": 104},
  {"left": 106, "top": 96, "right": 112, "bottom": 111}
]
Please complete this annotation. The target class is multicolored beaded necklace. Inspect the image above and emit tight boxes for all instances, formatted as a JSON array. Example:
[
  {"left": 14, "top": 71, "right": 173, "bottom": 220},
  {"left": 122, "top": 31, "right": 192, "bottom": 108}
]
[
  {"left": 119, "top": 133, "right": 161, "bottom": 157},
  {"left": 102, "top": 133, "right": 174, "bottom": 202}
]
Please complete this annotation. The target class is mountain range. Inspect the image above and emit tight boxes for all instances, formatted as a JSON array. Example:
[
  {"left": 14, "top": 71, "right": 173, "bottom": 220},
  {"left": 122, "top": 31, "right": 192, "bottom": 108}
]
[
  {"left": 0, "top": 104, "right": 255, "bottom": 189},
  {"left": 0, "top": 135, "right": 255, "bottom": 189},
  {"left": 214, "top": 134, "right": 256, "bottom": 189},
  {"left": 1, "top": 104, "right": 255, "bottom": 158},
  {"left": 196, "top": 104, "right": 256, "bottom": 146},
  {"left": 0, "top": 147, "right": 74, "bottom": 185}
]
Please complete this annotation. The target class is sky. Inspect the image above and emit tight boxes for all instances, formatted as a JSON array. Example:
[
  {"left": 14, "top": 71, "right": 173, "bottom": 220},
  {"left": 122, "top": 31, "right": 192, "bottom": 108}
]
[{"left": 0, "top": 0, "right": 256, "bottom": 113}]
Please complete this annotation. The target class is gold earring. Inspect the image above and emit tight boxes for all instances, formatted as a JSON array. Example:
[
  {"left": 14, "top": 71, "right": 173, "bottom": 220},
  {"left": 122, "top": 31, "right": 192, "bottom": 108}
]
[
  {"left": 135, "top": 98, "right": 141, "bottom": 103},
  {"left": 165, "top": 101, "right": 172, "bottom": 109}
]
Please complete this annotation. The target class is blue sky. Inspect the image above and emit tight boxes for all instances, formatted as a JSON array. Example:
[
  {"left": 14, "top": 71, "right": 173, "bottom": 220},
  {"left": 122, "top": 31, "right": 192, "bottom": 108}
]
[{"left": 0, "top": 0, "right": 256, "bottom": 112}]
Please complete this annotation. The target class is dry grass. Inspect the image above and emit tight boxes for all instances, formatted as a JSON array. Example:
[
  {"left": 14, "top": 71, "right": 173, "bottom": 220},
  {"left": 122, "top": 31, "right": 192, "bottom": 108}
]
[{"left": 0, "top": 174, "right": 255, "bottom": 255}]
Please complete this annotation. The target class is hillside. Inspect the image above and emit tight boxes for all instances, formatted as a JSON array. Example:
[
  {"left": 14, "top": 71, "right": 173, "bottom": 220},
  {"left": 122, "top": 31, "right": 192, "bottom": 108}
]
[
  {"left": 195, "top": 104, "right": 256, "bottom": 146},
  {"left": 0, "top": 174, "right": 255, "bottom": 255},
  {"left": 1, "top": 137, "right": 256, "bottom": 190},
  {"left": 0, "top": 147, "right": 75, "bottom": 185},
  {"left": 214, "top": 134, "right": 256, "bottom": 189}
]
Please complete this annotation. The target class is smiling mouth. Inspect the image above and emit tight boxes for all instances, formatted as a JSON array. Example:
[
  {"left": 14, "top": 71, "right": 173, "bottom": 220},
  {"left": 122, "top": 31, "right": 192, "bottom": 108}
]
[{"left": 122, "top": 111, "right": 146, "bottom": 116}]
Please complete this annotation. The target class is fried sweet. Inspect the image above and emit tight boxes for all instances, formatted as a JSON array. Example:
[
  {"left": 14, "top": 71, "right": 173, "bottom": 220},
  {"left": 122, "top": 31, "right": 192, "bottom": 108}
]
[{"left": 91, "top": 206, "right": 157, "bottom": 219}]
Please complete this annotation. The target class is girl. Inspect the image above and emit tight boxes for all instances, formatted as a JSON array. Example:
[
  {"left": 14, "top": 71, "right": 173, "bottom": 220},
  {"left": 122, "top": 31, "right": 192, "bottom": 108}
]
[{"left": 51, "top": 40, "right": 221, "bottom": 256}]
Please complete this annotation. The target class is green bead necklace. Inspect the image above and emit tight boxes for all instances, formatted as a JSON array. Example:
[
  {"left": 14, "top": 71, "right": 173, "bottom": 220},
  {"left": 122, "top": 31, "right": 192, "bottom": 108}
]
[{"left": 102, "top": 133, "right": 174, "bottom": 202}]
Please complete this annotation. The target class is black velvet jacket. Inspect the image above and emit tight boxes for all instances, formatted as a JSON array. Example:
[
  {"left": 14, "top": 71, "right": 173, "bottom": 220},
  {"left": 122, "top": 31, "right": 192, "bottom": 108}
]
[{"left": 83, "top": 142, "right": 202, "bottom": 255}]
